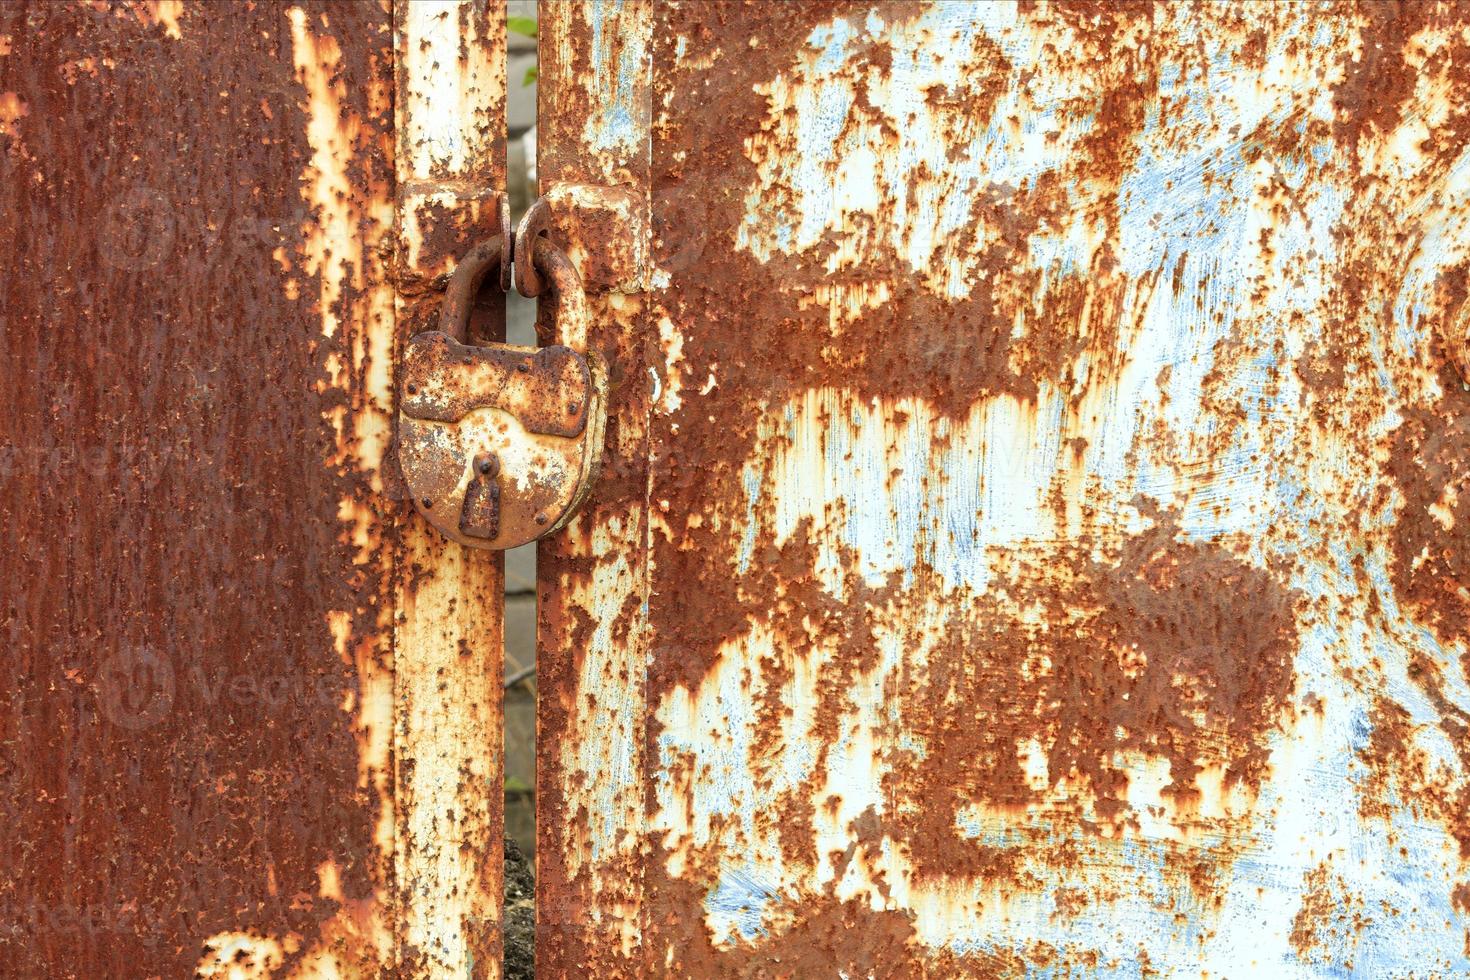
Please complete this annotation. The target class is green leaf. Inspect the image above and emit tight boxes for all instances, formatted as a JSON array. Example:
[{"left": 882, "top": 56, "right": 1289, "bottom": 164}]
[
  {"left": 507, "top": 15, "right": 537, "bottom": 38},
  {"left": 522, "top": 64, "right": 538, "bottom": 87}
]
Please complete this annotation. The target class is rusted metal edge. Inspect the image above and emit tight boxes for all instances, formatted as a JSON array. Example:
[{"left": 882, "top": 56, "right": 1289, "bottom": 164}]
[
  {"left": 391, "top": 1, "right": 506, "bottom": 977},
  {"left": 534, "top": 1, "right": 655, "bottom": 975}
]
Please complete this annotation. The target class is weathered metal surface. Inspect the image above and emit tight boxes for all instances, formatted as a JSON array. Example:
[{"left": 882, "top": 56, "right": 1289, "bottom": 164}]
[
  {"left": 540, "top": 1, "right": 1470, "bottom": 975},
  {"left": 0, "top": 1, "right": 510, "bottom": 975},
  {"left": 535, "top": 1, "right": 654, "bottom": 975},
  {"left": 392, "top": 0, "right": 507, "bottom": 976},
  {"left": 398, "top": 236, "right": 609, "bottom": 550},
  {"left": 0, "top": 1, "right": 399, "bottom": 975},
  {"left": 1447, "top": 291, "right": 1470, "bottom": 384},
  {"left": 526, "top": 182, "right": 651, "bottom": 293},
  {"left": 402, "top": 337, "right": 591, "bottom": 438}
]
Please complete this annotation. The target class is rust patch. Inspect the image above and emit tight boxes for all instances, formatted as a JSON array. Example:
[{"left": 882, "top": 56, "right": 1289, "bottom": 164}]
[
  {"left": 538, "top": 182, "right": 650, "bottom": 293},
  {"left": 638, "top": 836, "right": 1115, "bottom": 978},
  {"left": 401, "top": 333, "right": 592, "bottom": 437},
  {"left": 1387, "top": 279, "right": 1470, "bottom": 653},
  {"left": 885, "top": 505, "right": 1299, "bottom": 842},
  {"left": 643, "top": 0, "right": 1169, "bottom": 709},
  {"left": 643, "top": 842, "right": 919, "bottom": 978},
  {"left": 1289, "top": 861, "right": 1369, "bottom": 970},
  {"left": 0, "top": 1, "right": 397, "bottom": 976},
  {"left": 1356, "top": 687, "right": 1470, "bottom": 912}
]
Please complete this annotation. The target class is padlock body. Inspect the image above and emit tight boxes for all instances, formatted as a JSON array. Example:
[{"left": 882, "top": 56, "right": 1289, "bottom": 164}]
[{"left": 397, "top": 332, "right": 607, "bottom": 549}]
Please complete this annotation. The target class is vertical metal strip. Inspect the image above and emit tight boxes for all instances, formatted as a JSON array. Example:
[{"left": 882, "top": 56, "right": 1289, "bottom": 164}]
[
  {"left": 392, "top": 2, "right": 508, "bottom": 977},
  {"left": 534, "top": 2, "right": 654, "bottom": 976}
]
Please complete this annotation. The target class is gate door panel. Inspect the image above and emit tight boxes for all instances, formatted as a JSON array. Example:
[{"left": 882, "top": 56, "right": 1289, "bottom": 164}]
[
  {"left": 0, "top": 2, "right": 507, "bottom": 976},
  {"left": 536, "top": 3, "right": 1470, "bottom": 976}
]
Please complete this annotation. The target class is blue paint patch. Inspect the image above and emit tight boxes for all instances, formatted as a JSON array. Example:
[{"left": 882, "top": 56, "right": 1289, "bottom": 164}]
[
  {"left": 705, "top": 864, "right": 782, "bottom": 943},
  {"left": 1349, "top": 704, "right": 1372, "bottom": 753},
  {"left": 735, "top": 464, "right": 761, "bottom": 574},
  {"left": 807, "top": 16, "right": 860, "bottom": 77},
  {"left": 584, "top": 0, "right": 647, "bottom": 155}
]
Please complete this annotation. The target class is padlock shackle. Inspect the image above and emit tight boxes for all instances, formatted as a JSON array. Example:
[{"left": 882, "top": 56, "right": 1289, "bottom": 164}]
[
  {"left": 436, "top": 236, "right": 507, "bottom": 342},
  {"left": 400, "top": 233, "right": 606, "bottom": 551},
  {"left": 437, "top": 234, "right": 587, "bottom": 350},
  {"left": 531, "top": 236, "right": 589, "bottom": 351}
]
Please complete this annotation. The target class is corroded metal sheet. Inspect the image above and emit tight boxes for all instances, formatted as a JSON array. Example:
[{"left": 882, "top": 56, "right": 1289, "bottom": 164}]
[
  {"left": 392, "top": 1, "right": 507, "bottom": 976},
  {"left": 541, "top": 1, "right": 1470, "bottom": 975},
  {"left": 535, "top": 2, "right": 654, "bottom": 976},
  {"left": 0, "top": 1, "right": 508, "bottom": 976},
  {"left": 0, "top": 1, "right": 399, "bottom": 975}
]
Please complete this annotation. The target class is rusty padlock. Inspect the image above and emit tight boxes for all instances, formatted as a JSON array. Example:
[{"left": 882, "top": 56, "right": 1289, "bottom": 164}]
[{"left": 397, "top": 235, "right": 607, "bottom": 549}]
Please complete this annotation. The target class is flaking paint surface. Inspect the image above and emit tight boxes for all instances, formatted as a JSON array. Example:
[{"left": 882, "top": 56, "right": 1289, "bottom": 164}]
[
  {"left": 0, "top": 1, "right": 398, "bottom": 976},
  {"left": 535, "top": 3, "right": 656, "bottom": 976},
  {"left": 392, "top": 2, "right": 508, "bottom": 978},
  {"left": 541, "top": 1, "right": 1470, "bottom": 976}
]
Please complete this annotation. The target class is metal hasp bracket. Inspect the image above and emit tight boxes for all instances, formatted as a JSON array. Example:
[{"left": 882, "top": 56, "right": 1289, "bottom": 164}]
[
  {"left": 515, "top": 183, "right": 649, "bottom": 295},
  {"left": 396, "top": 188, "right": 630, "bottom": 549}
]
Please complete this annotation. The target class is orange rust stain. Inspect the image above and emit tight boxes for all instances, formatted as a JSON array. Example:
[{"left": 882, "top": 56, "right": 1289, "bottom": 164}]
[
  {"left": 1387, "top": 284, "right": 1470, "bottom": 655},
  {"left": 887, "top": 504, "right": 1298, "bottom": 834},
  {"left": 1289, "top": 861, "right": 1369, "bottom": 970},
  {"left": 641, "top": 836, "right": 1111, "bottom": 978},
  {"left": 1357, "top": 690, "right": 1470, "bottom": 869},
  {"left": 0, "top": 90, "right": 25, "bottom": 141}
]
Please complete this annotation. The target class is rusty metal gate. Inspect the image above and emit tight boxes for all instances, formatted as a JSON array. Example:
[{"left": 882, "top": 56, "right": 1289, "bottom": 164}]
[{"left": 4, "top": 1, "right": 1470, "bottom": 978}]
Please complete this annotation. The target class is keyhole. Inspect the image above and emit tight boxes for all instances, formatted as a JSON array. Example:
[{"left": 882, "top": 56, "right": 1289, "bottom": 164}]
[{"left": 459, "top": 451, "right": 503, "bottom": 540}]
